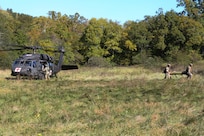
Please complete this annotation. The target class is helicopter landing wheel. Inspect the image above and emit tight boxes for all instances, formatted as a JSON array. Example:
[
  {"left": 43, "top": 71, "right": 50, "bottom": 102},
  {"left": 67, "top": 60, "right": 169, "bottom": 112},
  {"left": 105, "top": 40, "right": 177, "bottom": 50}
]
[
  {"left": 38, "top": 73, "right": 45, "bottom": 80},
  {"left": 28, "top": 75, "right": 33, "bottom": 80},
  {"left": 16, "top": 74, "right": 21, "bottom": 80}
]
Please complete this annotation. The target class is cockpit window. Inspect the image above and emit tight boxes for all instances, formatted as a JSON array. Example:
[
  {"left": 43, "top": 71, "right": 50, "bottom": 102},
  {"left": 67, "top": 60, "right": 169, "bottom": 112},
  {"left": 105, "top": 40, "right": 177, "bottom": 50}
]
[
  {"left": 13, "top": 61, "right": 24, "bottom": 66},
  {"left": 14, "top": 61, "right": 20, "bottom": 65},
  {"left": 25, "top": 61, "right": 32, "bottom": 67},
  {"left": 13, "top": 60, "right": 37, "bottom": 68},
  {"left": 20, "top": 61, "right": 24, "bottom": 65},
  {"left": 33, "top": 61, "right": 37, "bottom": 68}
]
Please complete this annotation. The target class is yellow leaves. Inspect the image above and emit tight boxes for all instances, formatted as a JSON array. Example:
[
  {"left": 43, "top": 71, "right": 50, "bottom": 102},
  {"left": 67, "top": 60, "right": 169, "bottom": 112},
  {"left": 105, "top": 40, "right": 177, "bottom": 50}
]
[
  {"left": 125, "top": 40, "right": 137, "bottom": 51},
  {"left": 0, "top": 10, "right": 13, "bottom": 20},
  {"left": 122, "top": 32, "right": 128, "bottom": 37},
  {"left": 27, "top": 29, "right": 41, "bottom": 44},
  {"left": 39, "top": 39, "right": 54, "bottom": 47}
]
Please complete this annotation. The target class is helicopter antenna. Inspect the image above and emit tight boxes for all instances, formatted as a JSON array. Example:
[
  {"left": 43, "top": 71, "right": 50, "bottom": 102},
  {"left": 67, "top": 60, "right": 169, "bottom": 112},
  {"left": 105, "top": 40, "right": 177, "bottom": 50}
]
[{"left": 32, "top": 46, "right": 38, "bottom": 54}]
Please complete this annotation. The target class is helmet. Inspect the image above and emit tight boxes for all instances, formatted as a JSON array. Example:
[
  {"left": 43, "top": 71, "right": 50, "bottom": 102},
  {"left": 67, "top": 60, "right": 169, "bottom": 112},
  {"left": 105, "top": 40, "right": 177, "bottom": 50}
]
[
  {"left": 189, "top": 63, "right": 193, "bottom": 66},
  {"left": 167, "top": 64, "right": 171, "bottom": 67}
]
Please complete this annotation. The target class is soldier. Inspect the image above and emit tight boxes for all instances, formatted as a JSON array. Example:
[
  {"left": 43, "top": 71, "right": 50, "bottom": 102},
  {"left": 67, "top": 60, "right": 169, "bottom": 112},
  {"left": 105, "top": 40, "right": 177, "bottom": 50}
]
[
  {"left": 164, "top": 64, "right": 171, "bottom": 79},
  {"left": 42, "top": 63, "right": 50, "bottom": 80},
  {"left": 186, "top": 63, "right": 193, "bottom": 79}
]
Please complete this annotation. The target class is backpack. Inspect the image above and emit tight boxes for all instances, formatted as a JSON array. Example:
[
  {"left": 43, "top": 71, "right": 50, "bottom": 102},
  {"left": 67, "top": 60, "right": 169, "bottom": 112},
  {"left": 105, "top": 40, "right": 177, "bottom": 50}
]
[{"left": 163, "top": 68, "right": 167, "bottom": 73}]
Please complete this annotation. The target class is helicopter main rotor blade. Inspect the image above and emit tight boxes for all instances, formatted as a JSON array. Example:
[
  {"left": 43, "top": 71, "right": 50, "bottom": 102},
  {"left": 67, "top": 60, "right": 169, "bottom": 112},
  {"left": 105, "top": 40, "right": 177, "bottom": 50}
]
[
  {"left": 0, "top": 48, "right": 25, "bottom": 51},
  {"left": 0, "top": 44, "right": 66, "bottom": 54},
  {"left": 42, "top": 46, "right": 65, "bottom": 53},
  {"left": 0, "top": 45, "right": 41, "bottom": 51}
]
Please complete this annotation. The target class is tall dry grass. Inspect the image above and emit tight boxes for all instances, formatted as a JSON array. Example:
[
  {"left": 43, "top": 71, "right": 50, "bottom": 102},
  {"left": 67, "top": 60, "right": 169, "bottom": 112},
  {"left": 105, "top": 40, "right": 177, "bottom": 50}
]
[{"left": 0, "top": 66, "right": 204, "bottom": 135}]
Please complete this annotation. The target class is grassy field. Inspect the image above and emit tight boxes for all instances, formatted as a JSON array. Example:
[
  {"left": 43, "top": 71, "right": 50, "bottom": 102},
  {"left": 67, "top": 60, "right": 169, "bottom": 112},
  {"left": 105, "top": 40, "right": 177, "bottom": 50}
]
[{"left": 0, "top": 66, "right": 204, "bottom": 136}]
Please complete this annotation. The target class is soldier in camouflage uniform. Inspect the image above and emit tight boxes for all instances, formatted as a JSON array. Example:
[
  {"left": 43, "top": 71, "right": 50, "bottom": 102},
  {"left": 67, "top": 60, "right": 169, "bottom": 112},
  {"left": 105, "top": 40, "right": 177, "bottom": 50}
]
[
  {"left": 182, "top": 63, "right": 193, "bottom": 79},
  {"left": 164, "top": 64, "right": 171, "bottom": 79},
  {"left": 186, "top": 63, "right": 193, "bottom": 79},
  {"left": 42, "top": 63, "right": 50, "bottom": 80}
]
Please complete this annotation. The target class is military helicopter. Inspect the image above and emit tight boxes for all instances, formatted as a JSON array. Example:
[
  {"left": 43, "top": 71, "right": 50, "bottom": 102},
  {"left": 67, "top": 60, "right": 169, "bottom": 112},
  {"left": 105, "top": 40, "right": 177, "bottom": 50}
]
[{"left": 0, "top": 45, "right": 78, "bottom": 79}]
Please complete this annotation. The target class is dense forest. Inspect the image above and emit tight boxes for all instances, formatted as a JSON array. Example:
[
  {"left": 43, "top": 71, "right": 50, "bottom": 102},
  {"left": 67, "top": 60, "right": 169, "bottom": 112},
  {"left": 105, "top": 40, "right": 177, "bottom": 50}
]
[{"left": 1, "top": 0, "right": 204, "bottom": 68}]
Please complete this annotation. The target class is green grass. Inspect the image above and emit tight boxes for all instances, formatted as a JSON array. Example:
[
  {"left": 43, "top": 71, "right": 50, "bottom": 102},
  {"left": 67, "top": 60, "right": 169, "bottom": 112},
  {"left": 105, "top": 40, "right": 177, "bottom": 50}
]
[{"left": 0, "top": 67, "right": 204, "bottom": 135}]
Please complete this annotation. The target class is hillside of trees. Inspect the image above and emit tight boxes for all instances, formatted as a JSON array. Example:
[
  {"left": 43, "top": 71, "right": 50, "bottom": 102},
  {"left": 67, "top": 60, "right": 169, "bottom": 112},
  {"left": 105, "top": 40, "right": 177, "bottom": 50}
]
[{"left": 1, "top": 0, "right": 204, "bottom": 68}]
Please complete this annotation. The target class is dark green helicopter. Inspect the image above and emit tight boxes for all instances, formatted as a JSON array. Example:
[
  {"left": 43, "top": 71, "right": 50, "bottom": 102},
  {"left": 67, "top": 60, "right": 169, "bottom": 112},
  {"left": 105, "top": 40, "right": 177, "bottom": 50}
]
[{"left": 0, "top": 45, "right": 78, "bottom": 79}]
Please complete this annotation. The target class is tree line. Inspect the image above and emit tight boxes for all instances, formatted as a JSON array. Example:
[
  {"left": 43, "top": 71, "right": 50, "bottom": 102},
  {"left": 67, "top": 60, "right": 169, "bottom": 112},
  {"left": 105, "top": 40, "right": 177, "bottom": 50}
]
[{"left": 0, "top": 0, "right": 204, "bottom": 68}]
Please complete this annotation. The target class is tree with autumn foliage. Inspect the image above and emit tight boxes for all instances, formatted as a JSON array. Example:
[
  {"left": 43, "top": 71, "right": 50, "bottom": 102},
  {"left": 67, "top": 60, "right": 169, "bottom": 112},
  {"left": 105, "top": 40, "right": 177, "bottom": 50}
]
[
  {"left": 79, "top": 18, "right": 123, "bottom": 64},
  {"left": 1, "top": 4, "right": 204, "bottom": 69}
]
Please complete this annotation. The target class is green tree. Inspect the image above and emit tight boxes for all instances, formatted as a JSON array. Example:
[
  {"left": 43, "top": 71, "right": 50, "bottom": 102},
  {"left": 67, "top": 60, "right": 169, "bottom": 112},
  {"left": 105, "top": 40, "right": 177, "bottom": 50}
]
[
  {"left": 101, "top": 20, "right": 123, "bottom": 61},
  {"left": 0, "top": 9, "right": 16, "bottom": 45},
  {"left": 68, "top": 13, "right": 88, "bottom": 64},
  {"left": 146, "top": 10, "right": 204, "bottom": 62},
  {"left": 28, "top": 16, "right": 53, "bottom": 45},
  {"left": 80, "top": 18, "right": 108, "bottom": 61},
  {"left": 7, "top": 9, "right": 34, "bottom": 45},
  {"left": 147, "top": 12, "right": 169, "bottom": 58},
  {"left": 164, "top": 11, "right": 186, "bottom": 61},
  {"left": 177, "top": 0, "right": 204, "bottom": 27},
  {"left": 178, "top": 16, "right": 204, "bottom": 49},
  {"left": 0, "top": 9, "right": 21, "bottom": 69},
  {"left": 123, "top": 21, "right": 153, "bottom": 65},
  {"left": 177, "top": 0, "right": 204, "bottom": 19},
  {"left": 80, "top": 18, "right": 123, "bottom": 64},
  {"left": 165, "top": 10, "right": 204, "bottom": 62}
]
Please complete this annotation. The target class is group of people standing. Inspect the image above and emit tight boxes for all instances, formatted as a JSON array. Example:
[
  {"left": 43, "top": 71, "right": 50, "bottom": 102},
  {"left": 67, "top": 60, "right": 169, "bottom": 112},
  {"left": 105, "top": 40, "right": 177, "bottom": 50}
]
[{"left": 164, "top": 63, "right": 193, "bottom": 79}]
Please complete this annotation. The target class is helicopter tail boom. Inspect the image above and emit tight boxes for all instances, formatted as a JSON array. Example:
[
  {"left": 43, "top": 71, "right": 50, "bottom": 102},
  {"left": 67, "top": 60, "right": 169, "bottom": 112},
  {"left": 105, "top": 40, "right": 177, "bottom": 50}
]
[{"left": 61, "top": 65, "right": 78, "bottom": 70}]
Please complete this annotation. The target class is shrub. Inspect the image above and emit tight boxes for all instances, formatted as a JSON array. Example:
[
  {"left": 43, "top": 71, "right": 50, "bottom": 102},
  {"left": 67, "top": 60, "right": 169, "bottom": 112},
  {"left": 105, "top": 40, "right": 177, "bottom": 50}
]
[
  {"left": 132, "top": 52, "right": 164, "bottom": 70},
  {"left": 168, "top": 50, "right": 202, "bottom": 65},
  {"left": 86, "top": 56, "right": 113, "bottom": 67}
]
